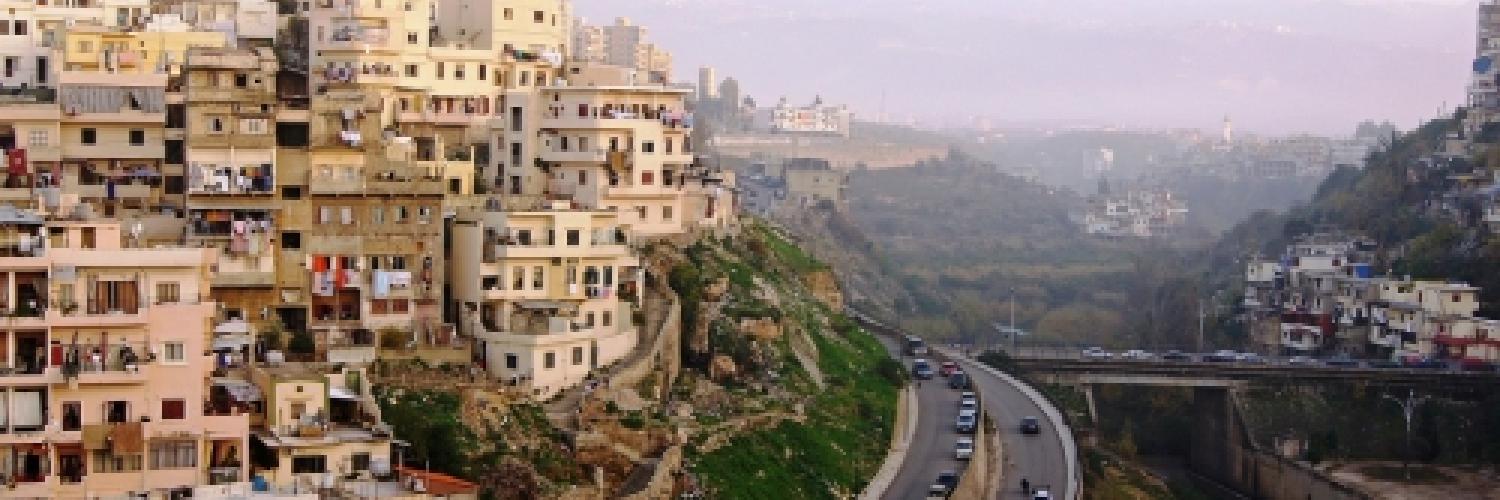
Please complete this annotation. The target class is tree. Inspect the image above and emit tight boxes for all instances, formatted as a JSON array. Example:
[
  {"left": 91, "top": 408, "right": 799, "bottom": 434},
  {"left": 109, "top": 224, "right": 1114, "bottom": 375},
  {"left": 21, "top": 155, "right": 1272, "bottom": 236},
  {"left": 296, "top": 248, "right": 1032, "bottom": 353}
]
[{"left": 287, "top": 330, "right": 316, "bottom": 356}]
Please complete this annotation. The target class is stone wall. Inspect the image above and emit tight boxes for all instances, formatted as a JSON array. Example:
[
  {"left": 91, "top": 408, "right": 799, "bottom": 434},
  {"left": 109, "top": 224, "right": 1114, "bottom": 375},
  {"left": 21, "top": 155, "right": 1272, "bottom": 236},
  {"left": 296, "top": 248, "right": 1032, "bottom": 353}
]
[{"left": 1190, "top": 387, "right": 1369, "bottom": 500}]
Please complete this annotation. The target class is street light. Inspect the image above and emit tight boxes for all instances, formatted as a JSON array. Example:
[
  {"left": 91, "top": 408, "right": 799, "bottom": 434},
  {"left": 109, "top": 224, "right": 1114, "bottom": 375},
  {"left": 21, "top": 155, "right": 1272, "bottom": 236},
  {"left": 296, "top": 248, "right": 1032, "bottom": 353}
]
[{"left": 1381, "top": 389, "right": 1430, "bottom": 481}]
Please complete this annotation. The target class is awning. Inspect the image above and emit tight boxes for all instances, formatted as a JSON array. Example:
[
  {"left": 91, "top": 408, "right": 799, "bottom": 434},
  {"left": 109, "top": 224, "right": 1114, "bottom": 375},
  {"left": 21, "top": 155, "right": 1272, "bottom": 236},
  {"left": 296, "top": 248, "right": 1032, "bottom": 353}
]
[
  {"left": 212, "top": 334, "right": 253, "bottom": 351},
  {"left": 214, "top": 321, "right": 251, "bottom": 334},
  {"left": 516, "top": 300, "right": 569, "bottom": 310},
  {"left": 213, "top": 378, "right": 263, "bottom": 402},
  {"left": 328, "top": 386, "right": 358, "bottom": 400}
]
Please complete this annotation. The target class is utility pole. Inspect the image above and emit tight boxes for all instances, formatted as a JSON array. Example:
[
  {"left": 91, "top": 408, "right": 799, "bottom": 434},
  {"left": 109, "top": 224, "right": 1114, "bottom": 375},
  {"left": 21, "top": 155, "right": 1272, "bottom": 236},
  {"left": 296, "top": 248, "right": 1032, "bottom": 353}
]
[
  {"left": 1382, "top": 389, "right": 1429, "bottom": 481},
  {"left": 1197, "top": 297, "right": 1205, "bottom": 353},
  {"left": 1009, "top": 288, "right": 1017, "bottom": 352}
]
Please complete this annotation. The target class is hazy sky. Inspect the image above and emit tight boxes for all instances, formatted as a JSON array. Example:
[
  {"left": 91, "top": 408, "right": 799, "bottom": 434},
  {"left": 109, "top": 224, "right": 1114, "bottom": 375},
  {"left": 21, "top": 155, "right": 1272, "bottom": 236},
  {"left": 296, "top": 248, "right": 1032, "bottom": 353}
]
[{"left": 573, "top": 0, "right": 1477, "bottom": 135}]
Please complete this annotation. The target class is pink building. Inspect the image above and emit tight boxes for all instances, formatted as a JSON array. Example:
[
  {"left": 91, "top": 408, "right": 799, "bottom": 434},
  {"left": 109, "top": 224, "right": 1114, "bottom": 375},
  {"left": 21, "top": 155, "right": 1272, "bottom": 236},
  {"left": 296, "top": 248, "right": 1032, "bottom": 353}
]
[{"left": 0, "top": 209, "right": 251, "bottom": 497}]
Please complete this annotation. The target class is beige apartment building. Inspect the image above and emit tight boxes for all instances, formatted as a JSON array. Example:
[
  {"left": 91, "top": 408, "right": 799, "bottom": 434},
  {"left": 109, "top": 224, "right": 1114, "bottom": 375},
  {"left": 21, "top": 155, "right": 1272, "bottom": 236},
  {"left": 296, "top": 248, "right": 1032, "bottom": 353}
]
[{"left": 450, "top": 202, "right": 641, "bottom": 397}]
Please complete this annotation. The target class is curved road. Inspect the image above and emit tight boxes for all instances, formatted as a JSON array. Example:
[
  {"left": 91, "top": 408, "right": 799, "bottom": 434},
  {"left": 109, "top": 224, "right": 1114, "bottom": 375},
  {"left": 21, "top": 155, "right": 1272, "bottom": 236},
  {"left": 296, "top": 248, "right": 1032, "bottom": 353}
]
[
  {"left": 951, "top": 350, "right": 1073, "bottom": 499},
  {"left": 875, "top": 337, "right": 968, "bottom": 499}
]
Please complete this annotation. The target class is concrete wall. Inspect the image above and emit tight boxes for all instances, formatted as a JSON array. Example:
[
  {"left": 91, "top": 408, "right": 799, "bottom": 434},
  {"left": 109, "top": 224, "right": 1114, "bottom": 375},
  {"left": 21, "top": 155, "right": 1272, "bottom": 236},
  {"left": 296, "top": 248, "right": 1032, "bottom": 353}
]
[
  {"left": 1190, "top": 387, "right": 1368, "bottom": 500},
  {"left": 618, "top": 444, "right": 681, "bottom": 500},
  {"left": 608, "top": 280, "right": 678, "bottom": 398}
]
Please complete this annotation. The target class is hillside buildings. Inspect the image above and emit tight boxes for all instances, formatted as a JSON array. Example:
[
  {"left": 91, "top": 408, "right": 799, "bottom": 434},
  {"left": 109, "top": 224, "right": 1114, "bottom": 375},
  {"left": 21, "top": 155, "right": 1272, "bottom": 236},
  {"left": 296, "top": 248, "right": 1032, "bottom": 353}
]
[
  {"left": 1244, "top": 233, "right": 1498, "bottom": 366},
  {"left": 0, "top": 0, "right": 732, "bottom": 494},
  {"left": 1082, "top": 184, "right": 1188, "bottom": 238}
]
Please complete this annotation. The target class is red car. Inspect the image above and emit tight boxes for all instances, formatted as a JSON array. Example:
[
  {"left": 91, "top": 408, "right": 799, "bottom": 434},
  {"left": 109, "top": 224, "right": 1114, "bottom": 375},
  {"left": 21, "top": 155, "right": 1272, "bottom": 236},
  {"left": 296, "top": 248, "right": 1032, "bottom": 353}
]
[{"left": 939, "top": 361, "right": 959, "bottom": 377}]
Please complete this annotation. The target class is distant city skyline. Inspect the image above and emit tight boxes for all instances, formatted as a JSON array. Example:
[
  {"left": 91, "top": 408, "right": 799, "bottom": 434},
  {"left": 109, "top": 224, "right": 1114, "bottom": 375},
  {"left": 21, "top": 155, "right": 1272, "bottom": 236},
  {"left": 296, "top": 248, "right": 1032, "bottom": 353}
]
[{"left": 573, "top": 0, "right": 1477, "bottom": 135}]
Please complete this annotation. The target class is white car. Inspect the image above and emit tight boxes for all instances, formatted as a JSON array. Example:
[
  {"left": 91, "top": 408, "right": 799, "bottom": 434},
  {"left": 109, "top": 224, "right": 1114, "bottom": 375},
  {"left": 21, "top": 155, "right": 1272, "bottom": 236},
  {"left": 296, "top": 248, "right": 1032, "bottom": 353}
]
[
  {"left": 1082, "top": 347, "right": 1113, "bottom": 360},
  {"left": 1121, "top": 349, "right": 1153, "bottom": 360},
  {"left": 955, "top": 437, "right": 975, "bottom": 460},
  {"left": 1033, "top": 489, "right": 1051, "bottom": 500}
]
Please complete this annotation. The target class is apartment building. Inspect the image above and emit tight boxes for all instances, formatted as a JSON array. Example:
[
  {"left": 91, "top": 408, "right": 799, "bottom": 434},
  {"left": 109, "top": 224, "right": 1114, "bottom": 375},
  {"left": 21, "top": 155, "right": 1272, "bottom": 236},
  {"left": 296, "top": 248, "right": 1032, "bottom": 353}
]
[
  {"left": 566, "top": 17, "right": 672, "bottom": 84},
  {"left": 432, "top": 0, "right": 570, "bottom": 55},
  {"left": 182, "top": 46, "right": 280, "bottom": 326},
  {"left": 450, "top": 202, "right": 641, "bottom": 398},
  {"left": 0, "top": 211, "right": 251, "bottom": 498}
]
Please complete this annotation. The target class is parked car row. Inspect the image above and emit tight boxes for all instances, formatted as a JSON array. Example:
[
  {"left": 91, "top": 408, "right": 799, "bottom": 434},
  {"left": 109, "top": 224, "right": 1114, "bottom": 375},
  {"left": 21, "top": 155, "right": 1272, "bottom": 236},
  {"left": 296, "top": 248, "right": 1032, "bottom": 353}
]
[{"left": 1076, "top": 347, "right": 1483, "bottom": 371}]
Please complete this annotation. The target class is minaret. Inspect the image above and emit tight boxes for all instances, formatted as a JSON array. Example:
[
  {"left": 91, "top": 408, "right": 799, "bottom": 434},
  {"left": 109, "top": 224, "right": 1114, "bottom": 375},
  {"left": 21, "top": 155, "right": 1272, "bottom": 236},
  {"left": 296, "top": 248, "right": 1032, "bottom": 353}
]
[{"left": 1222, "top": 115, "right": 1234, "bottom": 143}]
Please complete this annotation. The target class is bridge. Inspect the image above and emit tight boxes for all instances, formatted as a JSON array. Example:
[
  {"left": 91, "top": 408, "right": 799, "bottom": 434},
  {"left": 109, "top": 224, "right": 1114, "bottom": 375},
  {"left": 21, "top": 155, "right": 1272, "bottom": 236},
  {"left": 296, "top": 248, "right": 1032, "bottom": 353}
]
[
  {"left": 994, "top": 350, "right": 1500, "bottom": 500},
  {"left": 1010, "top": 357, "right": 1500, "bottom": 390}
]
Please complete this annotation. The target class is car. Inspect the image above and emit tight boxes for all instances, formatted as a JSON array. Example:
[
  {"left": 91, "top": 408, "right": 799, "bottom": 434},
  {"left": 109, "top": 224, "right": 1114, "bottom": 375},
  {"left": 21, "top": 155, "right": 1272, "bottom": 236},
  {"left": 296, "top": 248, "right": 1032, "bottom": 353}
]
[
  {"left": 1324, "top": 354, "right": 1360, "bottom": 368},
  {"left": 1205, "top": 350, "right": 1238, "bottom": 362},
  {"left": 1287, "top": 355, "right": 1317, "bottom": 366},
  {"left": 913, "top": 359, "right": 935, "bottom": 379},
  {"left": 955, "top": 410, "right": 978, "bottom": 433},
  {"left": 936, "top": 471, "right": 959, "bottom": 491},
  {"left": 959, "top": 391, "right": 977, "bottom": 401},
  {"left": 1369, "top": 359, "right": 1404, "bottom": 369},
  {"left": 958, "top": 397, "right": 979, "bottom": 413},
  {"left": 1020, "top": 416, "right": 1041, "bottom": 435},
  {"left": 1121, "top": 349, "right": 1153, "bottom": 360},
  {"left": 926, "top": 483, "right": 949, "bottom": 499},
  {"left": 905, "top": 336, "right": 929, "bottom": 356},
  {"left": 948, "top": 371, "right": 972, "bottom": 390},
  {"left": 954, "top": 437, "right": 975, "bottom": 460},
  {"left": 1235, "top": 352, "right": 1267, "bottom": 364},
  {"left": 1403, "top": 357, "right": 1448, "bottom": 370},
  {"left": 1460, "top": 359, "right": 1497, "bottom": 372},
  {"left": 1162, "top": 350, "right": 1192, "bottom": 362},
  {"left": 1032, "top": 488, "right": 1052, "bottom": 500},
  {"left": 1082, "top": 347, "right": 1113, "bottom": 360},
  {"left": 939, "top": 361, "right": 959, "bottom": 377}
]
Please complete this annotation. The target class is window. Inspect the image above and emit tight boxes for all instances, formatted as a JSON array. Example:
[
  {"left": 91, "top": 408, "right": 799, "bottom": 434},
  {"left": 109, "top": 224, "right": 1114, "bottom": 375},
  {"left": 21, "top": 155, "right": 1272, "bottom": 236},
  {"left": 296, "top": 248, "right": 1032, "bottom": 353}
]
[
  {"left": 454, "top": 64, "right": 465, "bottom": 79},
  {"left": 0, "top": 21, "right": 8, "bottom": 36},
  {"left": 79, "top": 40, "right": 92, "bottom": 53},
  {"left": 370, "top": 206, "right": 385, "bottom": 224},
  {"left": 435, "top": 62, "right": 444, "bottom": 80},
  {"left": 578, "top": 170, "right": 587, "bottom": 185},
  {"left": 393, "top": 205, "right": 408, "bottom": 223},
  {"left": 106, "top": 401, "right": 129, "bottom": 423},
  {"left": 93, "top": 451, "right": 143, "bottom": 472},
  {"left": 642, "top": 141, "right": 655, "bottom": 153},
  {"left": 389, "top": 255, "right": 406, "bottom": 270},
  {"left": 210, "top": 117, "right": 224, "bottom": 133},
  {"left": 641, "top": 171, "right": 654, "bottom": 185},
  {"left": 128, "top": 129, "right": 145, "bottom": 146},
  {"left": 404, "top": 64, "right": 418, "bottom": 77},
  {"left": 503, "top": 8, "right": 513, "bottom": 20},
  {"left": 663, "top": 206, "right": 673, "bottom": 221},
  {"left": 291, "top": 455, "right": 326, "bottom": 474},
  {"left": 28, "top": 130, "right": 48, "bottom": 147},
  {"left": 13, "top": 20, "right": 27, "bottom": 36},
  {"left": 636, "top": 206, "right": 647, "bottom": 220},
  {"left": 351, "top": 453, "right": 371, "bottom": 472},
  {"left": 62, "top": 401, "right": 81, "bottom": 431},
  {"left": 532, "top": 266, "right": 544, "bottom": 290},
  {"left": 566, "top": 229, "right": 580, "bottom": 246},
  {"left": 149, "top": 441, "right": 195, "bottom": 469},
  {"left": 572, "top": 347, "right": 584, "bottom": 365},
  {"left": 281, "top": 231, "right": 302, "bottom": 250},
  {"left": 504, "top": 353, "right": 518, "bottom": 369},
  {"left": 407, "top": 31, "right": 418, "bottom": 44},
  {"left": 241, "top": 118, "right": 268, "bottom": 134},
  {"left": 80, "top": 128, "right": 97, "bottom": 145},
  {"left": 160, "top": 399, "right": 186, "bottom": 420},
  {"left": 533, "top": 10, "right": 544, "bottom": 23},
  {"left": 155, "top": 282, "right": 180, "bottom": 304},
  {"left": 2, "top": 57, "right": 13, "bottom": 78},
  {"left": 478, "top": 64, "right": 487, "bottom": 80},
  {"left": 163, "top": 342, "right": 185, "bottom": 363},
  {"left": 602, "top": 310, "right": 613, "bottom": 327},
  {"left": 282, "top": 186, "right": 303, "bottom": 199},
  {"left": 666, "top": 138, "right": 674, "bottom": 154},
  {"left": 543, "top": 351, "right": 555, "bottom": 369}
]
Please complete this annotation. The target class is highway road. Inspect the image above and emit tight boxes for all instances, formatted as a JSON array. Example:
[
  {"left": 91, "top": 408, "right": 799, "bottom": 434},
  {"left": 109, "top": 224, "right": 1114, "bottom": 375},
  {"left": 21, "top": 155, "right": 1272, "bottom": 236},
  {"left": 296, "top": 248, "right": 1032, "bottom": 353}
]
[
  {"left": 952, "top": 350, "right": 1073, "bottom": 499},
  {"left": 875, "top": 337, "right": 969, "bottom": 500}
]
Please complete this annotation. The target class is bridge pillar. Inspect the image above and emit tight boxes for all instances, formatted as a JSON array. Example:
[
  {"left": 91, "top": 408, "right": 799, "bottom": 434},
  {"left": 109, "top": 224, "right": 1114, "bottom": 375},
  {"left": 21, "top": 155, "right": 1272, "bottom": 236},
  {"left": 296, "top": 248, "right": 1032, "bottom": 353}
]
[
  {"left": 1081, "top": 384, "right": 1099, "bottom": 446},
  {"left": 1189, "top": 386, "right": 1241, "bottom": 489}
]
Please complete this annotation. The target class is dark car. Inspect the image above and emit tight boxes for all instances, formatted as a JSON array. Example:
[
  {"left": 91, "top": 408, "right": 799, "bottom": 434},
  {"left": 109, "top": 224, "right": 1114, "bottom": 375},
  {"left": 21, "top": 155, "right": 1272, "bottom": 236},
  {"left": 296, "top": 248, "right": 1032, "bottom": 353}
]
[
  {"left": 1460, "top": 359, "right": 1497, "bottom": 372},
  {"left": 1324, "top": 355, "right": 1360, "bottom": 368},
  {"left": 1162, "top": 350, "right": 1192, "bottom": 362},
  {"left": 913, "top": 359, "right": 935, "bottom": 379},
  {"left": 948, "top": 371, "right": 971, "bottom": 390},
  {"left": 1020, "top": 416, "right": 1041, "bottom": 435},
  {"left": 936, "top": 470, "right": 959, "bottom": 491},
  {"left": 1369, "top": 359, "right": 1404, "bottom": 369}
]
